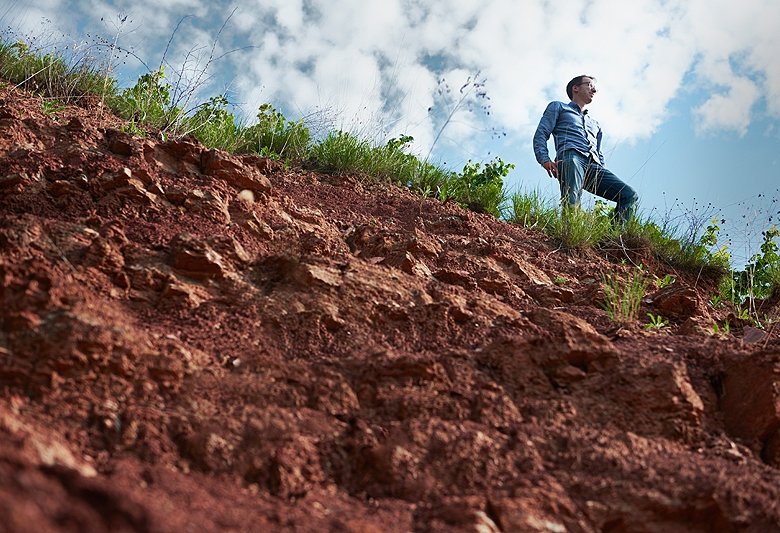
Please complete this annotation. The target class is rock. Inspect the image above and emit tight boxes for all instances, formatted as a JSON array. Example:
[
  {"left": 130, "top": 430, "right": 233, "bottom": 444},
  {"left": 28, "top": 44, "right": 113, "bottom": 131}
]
[
  {"left": 381, "top": 251, "right": 432, "bottom": 278},
  {"left": 105, "top": 129, "right": 136, "bottom": 156},
  {"left": 527, "top": 308, "right": 619, "bottom": 372},
  {"left": 0, "top": 410, "right": 97, "bottom": 478},
  {"left": 94, "top": 167, "right": 133, "bottom": 193},
  {"left": 679, "top": 315, "right": 717, "bottom": 336},
  {"left": 489, "top": 496, "right": 571, "bottom": 533},
  {"left": 721, "top": 353, "right": 780, "bottom": 446},
  {"left": 597, "top": 360, "right": 705, "bottom": 439},
  {"left": 164, "top": 185, "right": 189, "bottom": 205},
  {"left": 526, "top": 283, "right": 576, "bottom": 306},
  {"left": 292, "top": 263, "right": 342, "bottom": 288},
  {"left": 66, "top": 117, "right": 84, "bottom": 131},
  {"left": 405, "top": 228, "right": 442, "bottom": 258},
  {"left": 47, "top": 179, "right": 82, "bottom": 197},
  {"left": 475, "top": 337, "right": 555, "bottom": 397},
  {"left": 433, "top": 268, "right": 474, "bottom": 287},
  {"left": 182, "top": 188, "right": 231, "bottom": 225},
  {"left": 237, "top": 189, "right": 255, "bottom": 203},
  {"left": 83, "top": 236, "right": 125, "bottom": 273},
  {"left": 159, "top": 279, "right": 210, "bottom": 309},
  {"left": 0, "top": 171, "right": 31, "bottom": 192},
  {"left": 501, "top": 255, "right": 553, "bottom": 286},
  {"left": 156, "top": 139, "right": 203, "bottom": 171},
  {"left": 647, "top": 284, "right": 702, "bottom": 319},
  {"left": 206, "top": 235, "right": 251, "bottom": 265},
  {"left": 201, "top": 149, "right": 271, "bottom": 193},
  {"left": 169, "top": 233, "right": 229, "bottom": 279},
  {"left": 763, "top": 430, "right": 780, "bottom": 467},
  {"left": 743, "top": 326, "right": 767, "bottom": 344}
]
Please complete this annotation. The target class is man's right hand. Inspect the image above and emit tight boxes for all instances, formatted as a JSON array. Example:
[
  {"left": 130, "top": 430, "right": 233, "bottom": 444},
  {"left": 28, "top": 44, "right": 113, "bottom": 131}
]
[{"left": 542, "top": 160, "right": 559, "bottom": 178}]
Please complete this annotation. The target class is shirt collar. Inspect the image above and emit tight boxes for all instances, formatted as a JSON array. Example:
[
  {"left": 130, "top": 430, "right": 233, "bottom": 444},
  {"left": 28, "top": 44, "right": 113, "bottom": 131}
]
[{"left": 567, "top": 100, "right": 588, "bottom": 115}]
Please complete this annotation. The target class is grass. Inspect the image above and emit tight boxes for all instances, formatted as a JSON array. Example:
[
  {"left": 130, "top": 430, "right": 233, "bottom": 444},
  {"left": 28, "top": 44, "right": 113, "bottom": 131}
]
[
  {"left": 508, "top": 189, "right": 733, "bottom": 274},
  {"left": 0, "top": 39, "right": 113, "bottom": 102},
  {"left": 602, "top": 270, "right": 649, "bottom": 323}
]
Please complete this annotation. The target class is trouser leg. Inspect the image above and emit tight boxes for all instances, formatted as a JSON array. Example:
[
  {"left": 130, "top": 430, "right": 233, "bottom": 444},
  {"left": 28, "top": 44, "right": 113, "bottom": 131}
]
[
  {"left": 584, "top": 163, "right": 638, "bottom": 223},
  {"left": 556, "top": 152, "right": 587, "bottom": 209}
]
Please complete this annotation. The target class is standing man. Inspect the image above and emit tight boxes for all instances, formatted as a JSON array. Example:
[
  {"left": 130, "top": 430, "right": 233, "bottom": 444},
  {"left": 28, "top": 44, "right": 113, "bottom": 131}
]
[{"left": 533, "top": 75, "right": 637, "bottom": 223}]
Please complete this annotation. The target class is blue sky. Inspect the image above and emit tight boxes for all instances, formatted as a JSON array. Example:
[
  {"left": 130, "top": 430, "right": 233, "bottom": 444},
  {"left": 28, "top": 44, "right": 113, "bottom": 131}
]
[{"left": 3, "top": 0, "right": 779, "bottom": 266}]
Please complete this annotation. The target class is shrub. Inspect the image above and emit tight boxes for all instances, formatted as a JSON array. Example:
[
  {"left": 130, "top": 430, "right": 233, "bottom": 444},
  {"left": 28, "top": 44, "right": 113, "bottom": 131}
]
[
  {"left": 445, "top": 157, "right": 513, "bottom": 218},
  {"left": 239, "top": 103, "right": 310, "bottom": 161},
  {"left": 724, "top": 226, "right": 780, "bottom": 306},
  {"left": 111, "top": 67, "right": 176, "bottom": 130},
  {"left": 187, "top": 95, "right": 243, "bottom": 151}
]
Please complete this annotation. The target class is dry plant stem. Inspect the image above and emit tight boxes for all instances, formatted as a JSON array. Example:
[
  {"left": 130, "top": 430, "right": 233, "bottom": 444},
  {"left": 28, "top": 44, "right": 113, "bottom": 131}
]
[{"left": 763, "top": 322, "right": 777, "bottom": 350}]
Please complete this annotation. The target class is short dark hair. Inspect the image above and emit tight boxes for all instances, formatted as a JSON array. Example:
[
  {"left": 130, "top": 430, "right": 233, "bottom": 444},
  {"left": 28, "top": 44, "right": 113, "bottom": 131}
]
[{"left": 566, "top": 75, "right": 595, "bottom": 99}]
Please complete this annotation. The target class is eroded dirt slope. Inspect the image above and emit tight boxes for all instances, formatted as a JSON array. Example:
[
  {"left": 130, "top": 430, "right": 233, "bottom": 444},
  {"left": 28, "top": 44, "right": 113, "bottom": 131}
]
[{"left": 2, "top": 82, "right": 780, "bottom": 532}]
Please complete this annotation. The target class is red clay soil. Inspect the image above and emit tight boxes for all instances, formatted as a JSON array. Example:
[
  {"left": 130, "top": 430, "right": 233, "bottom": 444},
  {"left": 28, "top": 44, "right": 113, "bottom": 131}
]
[{"left": 2, "top": 81, "right": 780, "bottom": 532}]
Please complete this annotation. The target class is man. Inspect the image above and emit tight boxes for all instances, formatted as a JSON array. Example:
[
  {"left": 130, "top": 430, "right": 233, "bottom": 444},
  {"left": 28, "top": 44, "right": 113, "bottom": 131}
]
[{"left": 533, "top": 75, "right": 637, "bottom": 223}]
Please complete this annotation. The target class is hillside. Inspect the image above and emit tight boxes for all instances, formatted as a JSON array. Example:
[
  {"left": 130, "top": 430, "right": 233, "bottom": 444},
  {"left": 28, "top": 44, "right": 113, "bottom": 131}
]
[{"left": 1, "top": 80, "right": 780, "bottom": 532}]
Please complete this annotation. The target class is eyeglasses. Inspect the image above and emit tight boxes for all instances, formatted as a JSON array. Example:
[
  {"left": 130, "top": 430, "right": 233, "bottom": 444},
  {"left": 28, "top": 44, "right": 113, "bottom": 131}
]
[{"left": 578, "top": 82, "right": 597, "bottom": 90}]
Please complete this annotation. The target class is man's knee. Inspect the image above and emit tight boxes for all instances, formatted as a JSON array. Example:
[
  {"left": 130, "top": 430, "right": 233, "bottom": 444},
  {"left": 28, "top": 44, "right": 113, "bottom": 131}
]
[{"left": 622, "top": 184, "right": 638, "bottom": 206}]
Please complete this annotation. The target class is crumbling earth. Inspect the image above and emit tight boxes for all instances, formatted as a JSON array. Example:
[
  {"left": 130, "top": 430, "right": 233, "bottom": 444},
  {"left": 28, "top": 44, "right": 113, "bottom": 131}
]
[{"left": 2, "top": 81, "right": 780, "bottom": 532}]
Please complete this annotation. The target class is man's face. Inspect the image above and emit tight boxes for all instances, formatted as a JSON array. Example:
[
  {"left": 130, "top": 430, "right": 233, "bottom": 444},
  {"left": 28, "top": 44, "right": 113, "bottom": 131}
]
[{"left": 574, "top": 78, "right": 597, "bottom": 103}]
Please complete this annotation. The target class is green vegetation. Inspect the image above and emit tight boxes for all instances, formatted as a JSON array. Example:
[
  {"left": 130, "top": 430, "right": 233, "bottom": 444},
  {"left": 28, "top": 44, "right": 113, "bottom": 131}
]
[
  {"left": 508, "top": 191, "right": 732, "bottom": 274},
  {"left": 654, "top": 274, "right": 676, "bottom": 289},
  {"left": 0, "top": 39, "right": 112, "bottom": 101},
  {"left": 601, "top": 271, "right": 649, "bottom": 324},
  {"left": 239, "top": 103, "right": 311, "bottom": 160},
  {"left": 721, "top": 227, "right": 780, "bottom": 304},
  {"left": 3, "top": 32, "right": 780, "bottom": 328},
  {"left": 645, "top": 313, "right": 668, "bottom": 330}
]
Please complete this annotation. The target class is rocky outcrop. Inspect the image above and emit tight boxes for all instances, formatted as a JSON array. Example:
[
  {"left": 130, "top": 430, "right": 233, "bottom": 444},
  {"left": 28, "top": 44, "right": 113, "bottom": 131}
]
[{"left": 1, "top": 80, "right": 779, "bottom": 532}]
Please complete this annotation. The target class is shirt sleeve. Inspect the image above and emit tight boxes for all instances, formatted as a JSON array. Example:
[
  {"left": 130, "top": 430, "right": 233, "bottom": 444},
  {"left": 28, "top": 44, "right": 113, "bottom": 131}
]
[
  {"left": 595, "top": 125, "right": 605, "bottom": 165},
  {"left": 533, "top": 102, "right": 559, "bottom": 164}
]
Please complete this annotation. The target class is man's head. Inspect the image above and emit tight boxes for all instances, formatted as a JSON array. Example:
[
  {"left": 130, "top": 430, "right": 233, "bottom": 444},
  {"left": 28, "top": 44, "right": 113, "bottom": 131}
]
[{"left": 566, "top": 75, "right": 597, "bottom": 100}]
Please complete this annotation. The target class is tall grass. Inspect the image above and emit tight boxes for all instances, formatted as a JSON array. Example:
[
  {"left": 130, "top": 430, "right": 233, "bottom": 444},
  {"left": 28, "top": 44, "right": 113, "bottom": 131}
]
[
  {"left": 0, "top": 39, "right": 113, "bottom": 102},
  {"left": 508, "top": 189, "right": 732, "bottom": 274},
  {"left": 602, "top": 270, "right": 649, "bottom": 323}
]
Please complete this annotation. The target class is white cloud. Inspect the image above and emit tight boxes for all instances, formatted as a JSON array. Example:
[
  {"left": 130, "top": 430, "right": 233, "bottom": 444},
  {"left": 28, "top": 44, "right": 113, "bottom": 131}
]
[
  {"left": 693, "top": 76, "right": 760, "bottom": 136},
  {"left": 8, "top": 0, "right": 780, "bottom": 152}
]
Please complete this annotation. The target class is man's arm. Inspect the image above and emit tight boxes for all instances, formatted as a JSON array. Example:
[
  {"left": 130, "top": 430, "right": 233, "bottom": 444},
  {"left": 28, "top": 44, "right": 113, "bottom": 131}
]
[
  {"left": 596, "top": 126, "right": 605, "bottom": 165},
  {"left": 533, "top": 102, "right": 560, "bottom": 176}
]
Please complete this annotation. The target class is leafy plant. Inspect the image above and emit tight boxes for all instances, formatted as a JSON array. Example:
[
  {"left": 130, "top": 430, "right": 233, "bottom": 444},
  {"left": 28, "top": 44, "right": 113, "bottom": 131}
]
[
  {"left": 240, "top": 103, "right": 310, "bottom": 161},
  {"left": 735, "top": 306, "right": 751, "bottom": 321},
  {"left": 41, "top": 98, "right": 66, "bottom": 117},
  {"left": 187, "top": 95, "right": 242, "bottom": 151},
  {"left": 602, "top": 270, "right": 649, "bottom": 323},
  {"left": 725, "top": 226, "right": 780, "bottom": 306},
  {"left": 0, "top": 38, "right": 112, "bottom": 102},
  {"left": 308, "top": 130, "right": 370, "bottom": 173},
  {"left": 655, "top": 274, "right": 676, "bottom": 289},
  {"left": 713, "top": 319, "right": 731, "bottom": 335},
  {"left": 645, "top": 313, "right": 668, "bottom": 330},
  {"left": 112, "top": 67, "right": 175, "bottom": 130},
  {"left": 444, "top": 157, "right": 513, "bottom": 217}
]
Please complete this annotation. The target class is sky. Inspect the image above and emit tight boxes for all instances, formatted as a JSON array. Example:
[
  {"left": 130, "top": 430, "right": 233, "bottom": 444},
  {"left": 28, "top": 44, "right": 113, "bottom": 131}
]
[{"left": 3, "top": 0, "right": 779, "bottom": 266}]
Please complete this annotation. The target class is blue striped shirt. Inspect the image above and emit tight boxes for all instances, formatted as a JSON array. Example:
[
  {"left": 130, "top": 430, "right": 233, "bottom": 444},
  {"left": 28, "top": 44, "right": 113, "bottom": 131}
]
[{"left": 533, "top": 101, "right": 604, "bottom": 165}]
